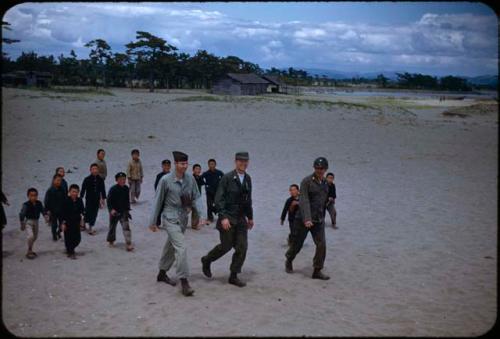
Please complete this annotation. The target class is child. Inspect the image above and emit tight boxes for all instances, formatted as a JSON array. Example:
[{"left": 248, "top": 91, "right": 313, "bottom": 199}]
[
  {"left": 95, "top": 149, "right": 108, "bottom": 181},
  {"left": 280, "top": 184, "right": 300, "bottom": 246},
  {"left": 81, "top": 163, "right": 106, "bottom": 235},
  {"left": 0, "top": 190, "right": 9, "bottom": 230},
  {"left": 55, "top": 167, "right": 69, "bottom": 195},
  {"left": 326, "top": 172, "right": 337, "bottom": 229},
  {"left": 154, "top": 159, "right": 171, "bottom": 191},
  {"left": 19, "top": 188, "right": 45, "bottom": 259},
  {"left": 106, "top": 172, "right": 133, "bottom": 251},
  {"left": 126, "top": 149, "right": 143, "bottom": 203},
  {"left": 44, "top": 174, "right": 67, "bottom": 241},
  {"left": 61, "top": 184, "right": 84, "bottom": 259},
  {"left": 191, "top": 164, "right": 204, "bottom": 229}
]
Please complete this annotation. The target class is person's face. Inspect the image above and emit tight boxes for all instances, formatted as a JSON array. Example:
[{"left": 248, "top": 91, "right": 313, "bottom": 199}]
[
  {"left": 28, "top": 191, "right": 38, "bottom": 202},
  {"left": 53, "top": 177, "right": 62, "bottom": 187},
  {"left": 69, "top": 188, "right": 79, "bottom": 200},
  {"left": 289, "top": 186, "right": 299, "bottom": 197},
  {"left": 98, "top": 151, "right": 105, "bottom": 160},
  {"left": 57, "top": 168, "right": 65, "bottom": 177},
  {"left": 162, "top": 163, "right": 171, "bottom": 172},
  {"left": 117, "top": 177, "right": 126, "bottom": 186},
  {"left": 90, "top": 166, "right": 99, "bottom": 176},
  {"left": 193, "top": 166, "right": 201, "bottom": 176},
  {"left": 326, "top": 175, "right": 334, "bottom": 184},
  {"left": 175, "top": 161, "right": 188, "bottom": 174},
  {"left": 132, "top": 153, "right": 139, "bottom": 160},
  {"left": 235, "top": 159, "right": 248, "bottom": 172},
  {"left": 314, "top": 166, "right": 327, "bottom": 179},
  {"left": 208, "top": 161, "right": 216, "bottom": 170}
]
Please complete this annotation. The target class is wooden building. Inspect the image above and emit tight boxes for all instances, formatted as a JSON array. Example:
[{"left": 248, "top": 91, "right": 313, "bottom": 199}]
[
  {"left": 261, "top": 74, "right": 283, "bottom": 93},
  {"left": 212, "top": 73, "right": 270, "bottom": 95},
  {"left": 2, "top": 71, "right": 53, "bottom": 87}
]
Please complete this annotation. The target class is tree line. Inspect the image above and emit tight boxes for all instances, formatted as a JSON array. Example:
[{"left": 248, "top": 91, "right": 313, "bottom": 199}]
[{"left": 2, "top": 23, "right": 476, "bottom": 92}]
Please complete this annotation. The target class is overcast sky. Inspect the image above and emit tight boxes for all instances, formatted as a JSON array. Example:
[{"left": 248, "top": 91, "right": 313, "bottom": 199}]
[{"left": 2, "top": 2, "right": 497, "bottom": 76}]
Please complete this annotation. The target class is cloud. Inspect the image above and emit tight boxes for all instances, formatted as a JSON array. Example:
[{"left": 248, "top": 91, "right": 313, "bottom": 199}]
[{"left": 1, "top": 3, "right": 497, "bottom": 76}]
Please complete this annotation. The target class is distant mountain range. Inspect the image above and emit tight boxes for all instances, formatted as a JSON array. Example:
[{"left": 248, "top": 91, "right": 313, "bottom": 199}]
[{"left": 292, "top": 68, "right": 498, "bottom": 86}]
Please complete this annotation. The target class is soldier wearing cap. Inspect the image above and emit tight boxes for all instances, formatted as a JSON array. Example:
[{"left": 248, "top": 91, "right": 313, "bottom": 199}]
[
  {"left": 201, "top": 152, "right": 254, "bottom": 287},
  {"left": 285, "top": 157, "right": 331, "bottom": 280},
  {"left": 149, "top": 151, "right": 205, "bottom": 296}
]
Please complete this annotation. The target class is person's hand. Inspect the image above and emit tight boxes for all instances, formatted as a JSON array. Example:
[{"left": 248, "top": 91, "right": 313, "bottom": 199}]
[
  {"left": 44, "top": 213, "right": 50, "bottom": 223},
  {"left": 247, "top": 219, "right": 254, "bottom": 230},
  {"left": 111, "top": 209, "right": 117, "bottom": 216},
  {"left": 20, "top": 223, "right": 26, "bottom": 231},
  {"left": 149, "top": 224, "right": 160, "bottom": 232},
  {"left": 221, "top": 218, "right": 231, "bottom": 231},
  {"left": 61, "top": 223, "right": 67, "bottom": 232},
  {"left": 100, "top": 199, "right": 105, "bottom": 209},
  {"left": 280, "top": 220, "right": 284, "bottom": 226},
  {"left": 328, "top": 197, "right": 334, "bottom": 202},
  {"left": 304, "top": 220, "right": 313, "bottom": 228}
]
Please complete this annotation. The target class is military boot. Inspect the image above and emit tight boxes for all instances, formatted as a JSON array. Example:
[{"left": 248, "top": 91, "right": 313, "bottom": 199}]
[
  {"left": 157, "top": 269, "right": 176, "bottom": 286},
  {"left": 228, "top": 272, "right": 246, "bottom": 287},
  {"left": 201, "top": 256, "right": 212, "bottom": 278},
  {"left": 312, "top": 269, "right": 330, "bottom": 280},
  {"left": 180, "top": 278, "right": 194, "bottom": 296}
]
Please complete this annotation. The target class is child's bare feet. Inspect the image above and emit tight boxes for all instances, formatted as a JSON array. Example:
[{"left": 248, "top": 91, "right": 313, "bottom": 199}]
[
  {"left": 126, "top": 244, "right": 134, "bottom": 252},
  {"left": 108, "top": 241, "right": 115, "bottom": 247}
]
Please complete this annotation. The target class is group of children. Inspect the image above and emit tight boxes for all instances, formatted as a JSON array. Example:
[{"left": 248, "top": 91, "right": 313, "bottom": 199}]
[
  {"left": 280, "top": 172, "right": 337, "bottom": 245},
  {"left": 15, "top": 148, "right": 227, "bottom": 260}
]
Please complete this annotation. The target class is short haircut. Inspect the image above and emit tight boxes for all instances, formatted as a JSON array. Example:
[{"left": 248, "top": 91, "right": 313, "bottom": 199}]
[
  {"left": 208, "top": 159, "right": 216, "bottom": 164},
  {"left": 162, "top": 159, "right": 171, "bottom": 165},
  {"left": 69, "top": 184, "right": 80, "bottom": 191},
  {"left": 55, "top": 167, "right": 64, "bottom": 174},
  {"left": 326, "top": 172, "right": 335, "bottom": 178},
  {"left": 115, "top": 172, "right": 126, "bottom": 180},
  {"left": 192, "top": 164, "right": 201, "bottom": 170},
  {"left": 131, "top": 149, "right": 140, "bottom": 155},
  {"left": 289, "top": 184, "right": 299, "bottom": 190},
  {"left": 90, "top": 163, "right": 99, "bottom": 169},
  {"left": 53, "top": 174, "right": 63, "bottom": 180},
  {"left": 97, "top": 149, "right": 105, "bottom": 155},
  {"left": 27, "top": 187, "right": 38, "bottom": 196}
]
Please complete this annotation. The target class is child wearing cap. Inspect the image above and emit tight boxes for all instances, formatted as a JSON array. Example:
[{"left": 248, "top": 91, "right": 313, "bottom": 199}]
[
  {"left": 19, "top": 188, "right": 46, "bottom": 259},
  {"left": 127, "top": 149, "right": 143, "bottom": 204},
  {"left": 107, "top": 172, "right": 133, "bottom": 251}
]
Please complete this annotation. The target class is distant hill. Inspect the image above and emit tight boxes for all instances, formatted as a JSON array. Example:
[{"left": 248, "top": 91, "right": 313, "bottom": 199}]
[{"left": 465, "top": 75, "right": 498, "bottom": 87}]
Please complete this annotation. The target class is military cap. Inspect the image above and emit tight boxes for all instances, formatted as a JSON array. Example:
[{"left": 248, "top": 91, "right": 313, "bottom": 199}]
[
  {"left": 115, "top": 172, "right": 127, "bottom": 180},
  {"left": 313, "top": 157, "right": 329, "bottom": 169},
  {"left": 173, "top": 151, "right": 188, "bottom": 162},
  {"left": 235, "top": 152, "right": 249, "bottom": 160}
]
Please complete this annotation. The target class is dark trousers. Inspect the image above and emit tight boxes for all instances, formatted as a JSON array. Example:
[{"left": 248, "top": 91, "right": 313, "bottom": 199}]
[
  {"left": 287, "top": 219, "right": 295, "bottom": 244},
  {"left": 206, "top": 192, "right": 216, "bottom": 221},
  {"left": 50, "top": 215, "right": 63, "bottom": 239},
  {"left": 84, "top": 201, "right": 99, "bottom": 226},
  {"left": 107, "top": 215, "right": 132, "bottom": 245},
  {"left": 205, "top": 217, "right": 248, "bottom": 273},
  {"left": 64, "top": 223, "right": 81, "bottom": 254},
  {"left": 285, "top": 219, "right": 326, "bottom": 270}
]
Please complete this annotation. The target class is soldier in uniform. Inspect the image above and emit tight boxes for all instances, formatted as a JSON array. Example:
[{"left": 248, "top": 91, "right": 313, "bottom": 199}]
[
  {"left": 285, "top": 157, "right": 331, "bottom": 280},
  {"left": 149, "top": 151, "right": 205, "bottom": 297},
  {"left": 201, "top": 152, "right": 254, "bottom": 287}
]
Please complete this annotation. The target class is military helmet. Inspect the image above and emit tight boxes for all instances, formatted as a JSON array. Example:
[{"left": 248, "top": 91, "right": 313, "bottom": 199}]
[{"left": 313, "top": 157, "right": 329, "bottom": 169}]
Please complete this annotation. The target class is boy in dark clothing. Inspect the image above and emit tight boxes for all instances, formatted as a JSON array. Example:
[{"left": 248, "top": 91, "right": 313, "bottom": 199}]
[
  {"left": 81, "top": 163, "right": 106, "bottom": 235},
  {"left": 61, "top": 185, "right": 84, "bottom": 259},
  {"left": 107, "top": 172, "right": 133, "bottom": 251},
  {"left": 326, "top": 172, "right": 337, "bottom": 229},
  {"left": 154, "top": 159, "right": 171, "bottom": 191},
  {"left": 44, "top": 174, "right": 66, "bottom": 241},
  {"left": 201, "top": 159, "right": 224, "bottom": 224},
  {"left": 280, "top": 184, "right": 300, "bottom": 246},
  {"left": 0, "top": 190, "right": 9, "bottom": 230},
  {"left": 19, "top": 188, "right": 45, "bottom": 259},
  {"left": 191, "top": 164, "right": 204, "bottom": 229},
  {"left": 55, "top": 167, "right": 69, "bottom": 195}
]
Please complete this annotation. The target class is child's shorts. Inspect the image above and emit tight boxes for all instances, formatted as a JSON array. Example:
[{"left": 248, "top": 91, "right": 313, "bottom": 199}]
[{"left": 25, "top": 219, "right": 39, "bottom": 241}]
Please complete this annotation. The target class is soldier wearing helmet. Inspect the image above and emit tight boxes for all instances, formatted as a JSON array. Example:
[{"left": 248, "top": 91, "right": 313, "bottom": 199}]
[{"left": 285, "top": 156, "right": 331, "bottom": 280}]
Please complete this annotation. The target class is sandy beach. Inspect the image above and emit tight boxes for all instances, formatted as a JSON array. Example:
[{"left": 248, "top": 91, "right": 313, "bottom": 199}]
[{"left": 1, "top": 86, "right": 497, "bottom": 336}]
